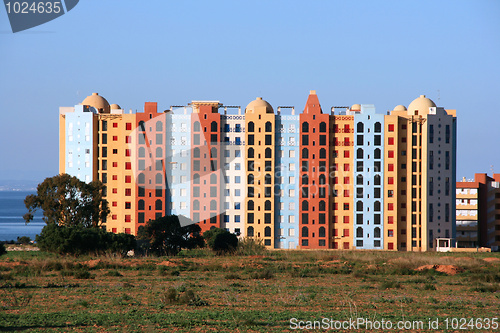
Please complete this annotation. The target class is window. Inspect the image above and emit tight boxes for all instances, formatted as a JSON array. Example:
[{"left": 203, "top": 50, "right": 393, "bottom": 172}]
[
  {"left": 388, "top": 229, "right": 394, "bottom": 237},
  {"left": 125, "top": 175, "right": 131, "bottom": 183},
  {"left": 125, "top": 189, "right": 131, "bottom": 196},
  {"left": 357, "top": 122, "right": 364, "bottom": 133},
  {"left": 193, "top": 134, "right": 200, "bottom": 145},
  {"left": 320, "top": 122, "right": 327, "bottom": 132},
  {"left": 302, "top": 135, "right": 309, "bottom": 145},
  {"left": 388, "top": 124, "right": 395, "bottom": 132},
  {"left": 388, "top": 164, "right": 394, "bottom": 172},
  {"left": 125, "top": 162, "right": 131, "bottom": 170},
  {"left": 357, "top": 135, "right": 363, "bottom": 145},
  {"left": 388, "top": 137, "right": 394, "bottom": 145},
  {"left": 126, "top": 123, "right": 132, "bottom": 131},
  {"left": 211, "top": 121, "right": 218, "bottom": 132}
]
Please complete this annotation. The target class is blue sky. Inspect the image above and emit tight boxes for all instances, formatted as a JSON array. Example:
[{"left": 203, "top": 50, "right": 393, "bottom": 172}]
[{"left": 0, "top": 0, "right": 499, "bottom": 182}]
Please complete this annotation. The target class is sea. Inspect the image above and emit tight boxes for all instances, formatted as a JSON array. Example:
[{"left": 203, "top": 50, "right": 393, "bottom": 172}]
[{"left": 0, "top": 191, "right": 44, "bottom": 242}]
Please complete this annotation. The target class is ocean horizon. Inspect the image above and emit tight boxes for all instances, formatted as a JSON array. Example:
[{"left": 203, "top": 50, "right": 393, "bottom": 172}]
[{"left": 0, "top": 191, "right": 44, "bottom": 242}]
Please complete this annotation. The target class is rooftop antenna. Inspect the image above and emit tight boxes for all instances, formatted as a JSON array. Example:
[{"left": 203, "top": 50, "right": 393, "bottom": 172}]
[
  {"left": 437, "top": 89, "right": 440, "bottom": 104},
  {"left": 491, "top": 165, "right": 494, "bottom": 174}
]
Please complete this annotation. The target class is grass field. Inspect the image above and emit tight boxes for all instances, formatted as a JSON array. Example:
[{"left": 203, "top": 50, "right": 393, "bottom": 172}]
[{"left": 1, "top": 248, "right": 499, "bottom": 332}]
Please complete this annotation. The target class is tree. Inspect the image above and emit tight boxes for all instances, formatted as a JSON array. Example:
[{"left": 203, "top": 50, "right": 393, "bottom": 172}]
[
  {"left": 138, "top": 215, "right": 204, "bottom": 256},
  {"left": 203, "top": 227, "right": 238, "bottom": 254},
  {"left": 0, "top": 243, "right": 6, "bottom": 256},
  {"left": 24, "top": 174, "right": 109, "bottom": 228}
]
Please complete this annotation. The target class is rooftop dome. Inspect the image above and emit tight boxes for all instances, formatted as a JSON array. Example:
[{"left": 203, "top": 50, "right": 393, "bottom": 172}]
[
  {"left": 81, "top": 93, "right": 110, "bottom": 113},
  {"left": 110, "top": 103, "right": 121, "bottom": 110},
  {"left": 408, "top": 95, "right": 436, "bottom": 114},
  {"left": 350, "top": 104, "right": 361, "bottom": 111},
  {"left": 393, "top": 105, "right": 407, "bottom": 111},
  {"left": 245, "top": 97, "right": 273, "bottom": 114}
]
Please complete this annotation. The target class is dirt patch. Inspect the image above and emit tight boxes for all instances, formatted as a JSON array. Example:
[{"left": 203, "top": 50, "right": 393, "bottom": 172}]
[
  {"left": 318, "top": 260, "right": 341, "bottom": 268},
  {"left": 415, "top": 264, "right": 463, "bottom": 275},
  {"left": 83, "top": 259, "right": 102, "bottom": 268},
  {"left": 454, "top": 257, "right": 475, "bottom": 261},
  {"left": 482, "top": 257, "right": 500, "bottom": 263},
  {"left": 157, "top": 260, "right": 179, "bottom": 267},
  {"left": 0, "top": 261, "right": 27, "bottom": 268}
]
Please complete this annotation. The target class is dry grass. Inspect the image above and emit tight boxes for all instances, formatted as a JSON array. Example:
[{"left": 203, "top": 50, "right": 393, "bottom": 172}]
[{"left": 0, "top": 249, "right": 499, "bottom": 332}]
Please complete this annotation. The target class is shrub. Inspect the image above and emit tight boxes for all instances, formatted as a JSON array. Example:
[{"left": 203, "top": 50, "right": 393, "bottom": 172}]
[
  {"left": 74, "top": 270, "right": 94, "bottom": 279},
  {"left": 225, "top": 273, "right": 241, "bottom": 280},
  {"left": 0, "top": 243, "right": 6, "bottom": 256},
  {"left": 251, "top": 269, "right": 274, "bottom": 280},
  {"left": 36, "top": 224, "right": 135, "bottom": 256},
  {"left": 104, "top": 270, "right": 123, "bottom": 277},
  {"left": 178, "top": 289, "right": 208, "bottom": 306},
  {"left": 424, "top": 283, "right": 437, "bottom": 291},
  {"left": 163, "top": 287, "right": 178, "bottom": 303},
  {"left": 203, "top": 228, "right": 238, "bottom": 254},
  {"left": 17, "top": 236, "right": 31, "bottom": 245},
  {"left": 380, "top": 280, "right": 401, "bottom": 289},
  {"left": 236, "top": 237, "right": 266, "bottom": 256}
]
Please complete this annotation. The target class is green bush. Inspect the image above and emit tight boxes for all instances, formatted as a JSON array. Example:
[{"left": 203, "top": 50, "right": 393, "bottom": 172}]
[
  {"left": 251, "top": 269, "right": 274, "bottom": 280},
  {"left": 380, "top": 280, "right": 401, "bottom": 289},
  {"left": 0, "top": 243, "right": 6, "bottom": 256},
  {"left": 203, "top": 228, "right": 238, "bottom": 254},
  {"left": 104, "top": 270, "right": 123, "bottom": 277},
  {"left": 424, "top": 283, "right": 437, "bottom": 290},
  {"left": 36, "top": 224, "right": 136, "bottom": 256},
  {"left": 17, "top": 236, "right": 31, "bottom": 245}
]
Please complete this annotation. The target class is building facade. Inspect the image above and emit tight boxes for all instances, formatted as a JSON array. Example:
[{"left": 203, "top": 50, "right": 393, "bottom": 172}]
[
  {"left": 59, "top": 91, "right": 458, "bottom": 251},
  {"left": 456, "top": 174, "right": 500, "bottom": 250}
]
